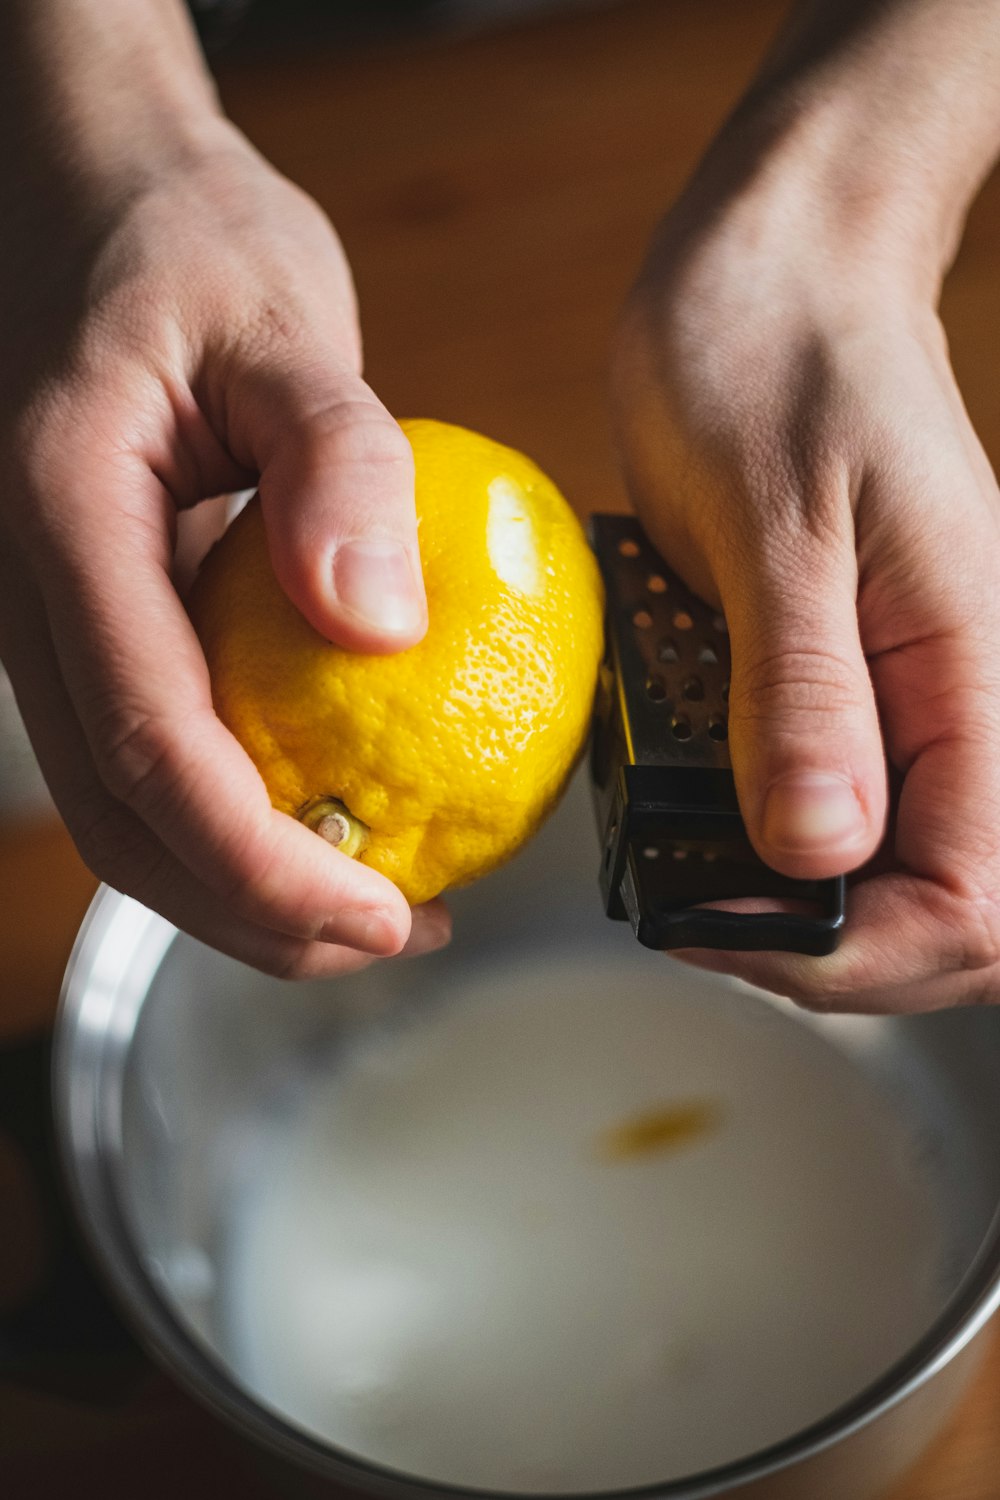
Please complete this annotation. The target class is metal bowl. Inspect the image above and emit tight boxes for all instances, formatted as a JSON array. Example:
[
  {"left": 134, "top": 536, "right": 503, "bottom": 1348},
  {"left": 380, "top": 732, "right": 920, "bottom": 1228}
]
[{"left": 54, "top": 779, "right": 1000, "bottom": 1499}]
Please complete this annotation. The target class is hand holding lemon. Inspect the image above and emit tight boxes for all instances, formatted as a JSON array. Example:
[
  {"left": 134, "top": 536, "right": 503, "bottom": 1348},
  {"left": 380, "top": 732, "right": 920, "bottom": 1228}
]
[{"left": 191, "top": 420, "right": 604, "bottom": 909}]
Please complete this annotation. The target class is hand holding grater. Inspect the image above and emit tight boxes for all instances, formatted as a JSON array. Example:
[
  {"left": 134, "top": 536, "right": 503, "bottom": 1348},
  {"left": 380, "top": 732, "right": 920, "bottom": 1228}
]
[{"left": 589, "top": 514, "right": 845, "bottom": 956}]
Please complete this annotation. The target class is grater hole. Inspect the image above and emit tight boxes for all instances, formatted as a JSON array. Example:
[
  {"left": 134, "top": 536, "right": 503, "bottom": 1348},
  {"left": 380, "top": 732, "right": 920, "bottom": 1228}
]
[
  {"left": 702, "top": 851, "right": 718, "bottom": 863},
  {"left": 633, "top": 608, "right": 653, "bottom": 630},
  {"left": 698, "top": 644, "right": 718, "bottom": 665},
  {"left": 683, "top": 676, "right": 705, "bottom": 702},
  {"left": 658, "top": 640, "right": 679, "bottom": 663},
  {"left": 618, "top": 538, "right": 640, "bottom": 558},
  {"left": 713, "top": 614, "right": 728, "bottom": 633},
  {"left": 647, "top": 573, "right": 668, "bottom": 595},
  {"left": 672, "top": 848, "right": 688, "bottom": 861},
  {"left": 673, "top": 610, "right": 694, "bottom": 631},
  {"left": 643, "top": 846, "right": 660, "bottom": 860},
  {"left": 708, "top": 717, "right": 728, "bottom": 742},
  {"left": 671, "top": 716, "right": 692, "bottom": 740},
  {"left": 646, "top": 677, "right": 667, "bottom": 702}
]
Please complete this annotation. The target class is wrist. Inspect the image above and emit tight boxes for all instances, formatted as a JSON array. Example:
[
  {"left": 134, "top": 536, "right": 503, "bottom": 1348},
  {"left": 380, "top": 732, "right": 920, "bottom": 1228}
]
[
  {"left": 675, "top": 86, "right": 961, "bottom": 307},
  {"left": 0, "top": 0, "right": 225, "bottom": 197},
  {"left": 681, "top": 0, "right": 1000, "bottom": 304}
]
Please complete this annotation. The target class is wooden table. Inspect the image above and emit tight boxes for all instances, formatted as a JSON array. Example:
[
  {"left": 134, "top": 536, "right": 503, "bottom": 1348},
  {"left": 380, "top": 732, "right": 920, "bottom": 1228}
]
[{"left": 3, "top": 1, "right": 1000, "bottom": 1492}]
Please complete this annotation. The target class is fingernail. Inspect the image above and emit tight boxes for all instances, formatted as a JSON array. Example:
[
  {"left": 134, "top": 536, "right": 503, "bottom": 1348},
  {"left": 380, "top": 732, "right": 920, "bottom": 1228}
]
[
  {"left": 333, "top": 539, "right": 424, "bottom": 636},
  {"left": 322, "top": 905, "right": 402, "bottom": 954},
  {"left": 762, "top": 774, "right": 865, "bottom": 853},
  {"left": 403, "top": 911, "right": 452, "bottom": 957}
]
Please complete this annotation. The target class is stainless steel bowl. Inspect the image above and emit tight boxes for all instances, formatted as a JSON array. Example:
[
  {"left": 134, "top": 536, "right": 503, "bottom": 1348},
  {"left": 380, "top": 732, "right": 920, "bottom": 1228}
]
[{"left": 53, "top": 779, "right": 1000, "bottom": 1500}]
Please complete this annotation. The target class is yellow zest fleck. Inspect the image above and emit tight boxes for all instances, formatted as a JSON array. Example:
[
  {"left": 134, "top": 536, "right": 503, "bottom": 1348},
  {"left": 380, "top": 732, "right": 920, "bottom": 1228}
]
[{"left": 597, "top": 1100, "right": 722, "bottom": 1161}]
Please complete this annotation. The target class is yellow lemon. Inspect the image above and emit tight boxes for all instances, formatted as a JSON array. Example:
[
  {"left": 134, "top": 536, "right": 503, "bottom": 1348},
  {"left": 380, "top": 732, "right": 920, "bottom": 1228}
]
[{"left": 190, "top": 419, "right": 604, "bottom": 905}]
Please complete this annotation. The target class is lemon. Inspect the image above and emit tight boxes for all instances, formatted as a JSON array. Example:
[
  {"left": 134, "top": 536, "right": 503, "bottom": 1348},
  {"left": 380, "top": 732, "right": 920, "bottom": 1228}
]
[{"left": 190, "top": 419, "right": 604, "bottom": 905}]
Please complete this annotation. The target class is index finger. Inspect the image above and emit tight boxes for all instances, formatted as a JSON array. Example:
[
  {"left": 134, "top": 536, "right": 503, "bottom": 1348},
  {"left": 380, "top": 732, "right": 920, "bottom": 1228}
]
[
  {"left": 676, "top": 628, "right": 1000, "bottom": 1012},
  {"left": 26, "top": 445, "right": 414, "bottom": 955}
]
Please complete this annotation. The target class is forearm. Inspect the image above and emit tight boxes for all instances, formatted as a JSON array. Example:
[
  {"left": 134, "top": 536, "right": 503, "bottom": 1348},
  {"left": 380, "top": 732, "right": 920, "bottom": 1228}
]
[
  {"left": 0, "top": 0, "right": 225, "bottom": 200},
  {"left": 690, "top": 0, "right": 1000, "bottom": 297}
]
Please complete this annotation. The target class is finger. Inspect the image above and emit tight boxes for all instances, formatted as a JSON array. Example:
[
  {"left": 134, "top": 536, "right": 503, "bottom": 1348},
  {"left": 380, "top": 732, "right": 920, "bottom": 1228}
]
[
  {"left": 671, "top": 627, "right": 1000, "bottom": 1013},
  {"left": 719, "top": 521, "right": 887, "bottom": 881},
  {"left": 670, "top": 875, "right": 992, "bottom": 1015},
  {"left": 0, "top": 641, "right": 369, "bottom": 979},
  {"left": 0, "top": 576, "right": 450, "bottom": 975},
  {"left": 224, "top": 358, "right": 426, "bottom": 653},
  {"left": 20, "top": 450, "right": 415, "bottom": 955}
]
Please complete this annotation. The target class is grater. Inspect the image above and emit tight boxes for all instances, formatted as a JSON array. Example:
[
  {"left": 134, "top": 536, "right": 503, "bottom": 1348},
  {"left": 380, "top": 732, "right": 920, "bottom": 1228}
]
[{"left": 588, "top": 514, "right": 845, "bottom": 956}]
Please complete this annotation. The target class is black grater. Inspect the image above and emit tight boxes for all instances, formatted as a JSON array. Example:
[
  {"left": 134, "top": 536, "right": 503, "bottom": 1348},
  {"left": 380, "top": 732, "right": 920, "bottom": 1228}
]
[{"left": 588, "top": 514, "right": 845, "bottom": 956}]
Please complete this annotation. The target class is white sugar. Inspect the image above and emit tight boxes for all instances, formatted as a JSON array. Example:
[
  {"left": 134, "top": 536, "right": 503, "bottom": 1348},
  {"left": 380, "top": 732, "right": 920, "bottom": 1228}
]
[{"left": 224, "top": 959, "right": 946, "bottom": 1492}]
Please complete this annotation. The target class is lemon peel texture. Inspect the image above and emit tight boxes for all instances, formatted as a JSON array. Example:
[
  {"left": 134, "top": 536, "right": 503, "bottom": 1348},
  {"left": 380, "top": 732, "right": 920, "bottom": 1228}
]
[{"left": 190, "top": 418, "right": 605, "bottom": 904}]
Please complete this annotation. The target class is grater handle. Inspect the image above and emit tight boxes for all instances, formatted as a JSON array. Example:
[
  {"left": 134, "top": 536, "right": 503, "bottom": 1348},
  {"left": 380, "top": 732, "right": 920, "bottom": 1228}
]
[
  {"left": 590, "top": 513, "right": 847, "bottom": 956},
  {"left": 632, "top": 897, "right": 846, "bottom": 957},
  {"left": 618, "top": 835, "right": 846, "bottom": 955}
]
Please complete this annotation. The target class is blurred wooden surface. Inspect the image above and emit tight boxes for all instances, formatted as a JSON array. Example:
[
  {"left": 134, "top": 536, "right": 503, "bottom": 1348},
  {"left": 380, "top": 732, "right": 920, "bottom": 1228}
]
[
  {"left": 0, "top": 818, "right": 97, "bottom": 1037},
  {"left": 3, "top": 0, "right": 1000, "bottom": 1493},
  {"left": 214, "top": 0, "right": 1000, "bottom": 510}
]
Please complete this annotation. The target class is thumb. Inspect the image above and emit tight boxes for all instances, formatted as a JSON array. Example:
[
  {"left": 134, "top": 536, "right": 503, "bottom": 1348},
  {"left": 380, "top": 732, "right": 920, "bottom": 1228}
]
[
  {"left": 722, "top": 550, "right": 887, "bottom": 880},
  {"left": 235, "top": 363, "right": 426, "bottom": 653}
]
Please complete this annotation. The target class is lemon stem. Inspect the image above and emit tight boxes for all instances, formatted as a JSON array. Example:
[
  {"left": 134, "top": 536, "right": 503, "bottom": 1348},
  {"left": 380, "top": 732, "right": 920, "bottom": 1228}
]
[{"left": 298, "top": 798, "right": 369, "bottom": 859}]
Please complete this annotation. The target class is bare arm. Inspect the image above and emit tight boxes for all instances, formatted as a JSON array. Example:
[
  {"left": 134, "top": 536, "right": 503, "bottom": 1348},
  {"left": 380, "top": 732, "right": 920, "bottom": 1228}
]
[
  {"left": 0, "top": 0, "right": 449, "bottom": 975},
  {"left": 614, "top": 0, "right": 1000, "bottom": 1010}
]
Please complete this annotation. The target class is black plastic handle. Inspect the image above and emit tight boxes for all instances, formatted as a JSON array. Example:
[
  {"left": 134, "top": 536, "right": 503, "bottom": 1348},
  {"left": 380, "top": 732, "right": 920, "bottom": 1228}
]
[
  {"left": 618, "top": 839, "right": 846, "bottom": 956},
  {"left": 630, "top": 894, "right": 846, "bottom": 957}
]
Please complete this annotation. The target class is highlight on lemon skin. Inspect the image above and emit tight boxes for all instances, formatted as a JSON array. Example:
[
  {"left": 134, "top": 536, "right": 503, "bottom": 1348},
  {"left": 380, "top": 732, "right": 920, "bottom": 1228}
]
[{"left": 188, "top": 418, "right": 605, "bottom": 905}]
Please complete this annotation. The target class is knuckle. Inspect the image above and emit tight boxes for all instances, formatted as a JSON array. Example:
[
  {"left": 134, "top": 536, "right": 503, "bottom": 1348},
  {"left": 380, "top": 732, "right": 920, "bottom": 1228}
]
[
  {"left": 777, "top": 973, "right": 850, "bottom": 1014},
  {"left": 315, "top": 400, "right": 414, "bottom": 474},
  {"left": 797, "top": 987, "right": 868, "bottom": 1015},
  {"left": 70, "top": 796, "right": 167, "bottom": 894},
  {"left": 215, "top": 832, "right": 280, "bottom": 918},
  {"left": 216, "top": 826, "right": 321, "bottom": 938},
  {"left": 731, "top": 646, "right": 864, "bottom": 725},
  {"left": 919, "top": 877, "right": 1000, "bottom": 977},
  {"left": 965, "top": 979, "right": 1000, "bottom": 1007},
  {"left": 771, "top": 948, "right": 883, "bottom": 1013},
  {"left": 244, "top": 296, "right": 304, "bottom": 354},
  {"left": 272, "top": 398, "right": 415, "bottom": 532},
  {"left": 223, "top": 868, "right": 290, "bottom": 933},
  {"left": 240, "top": 274, "right": 347, "bottom": 366},
  {"left": 957, "top": 896, "right": 1000, "bottom": 975},
  {"left": 273, "top": 945, "right": 328, "bottom": 982},
  {"left": 91, "top": 705, "right": 186, "bottom": 815},
  {"left": 279, "top": 948, "right": 371, "bottom": 983}
]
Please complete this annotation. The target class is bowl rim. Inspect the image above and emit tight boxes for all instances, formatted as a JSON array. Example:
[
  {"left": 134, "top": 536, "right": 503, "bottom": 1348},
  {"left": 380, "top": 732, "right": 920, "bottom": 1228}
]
[{"left": 53, "top": 885, "right": 1000, "bottom": 1500}]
